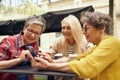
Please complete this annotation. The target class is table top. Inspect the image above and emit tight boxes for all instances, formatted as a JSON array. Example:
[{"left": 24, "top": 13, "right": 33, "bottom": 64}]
[{"left": 0, "top": 66, "right": 77, "bottom": 77}]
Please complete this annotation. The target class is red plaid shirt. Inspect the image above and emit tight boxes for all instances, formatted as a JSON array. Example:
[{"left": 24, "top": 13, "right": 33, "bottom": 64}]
[{"left": 0, "top": 33, "right": 39, "bottom": 80}]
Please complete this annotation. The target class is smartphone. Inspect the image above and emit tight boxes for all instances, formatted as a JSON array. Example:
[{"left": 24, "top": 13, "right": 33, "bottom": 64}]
[{"left": 26, "top": 46, "right": 37, "bottom": 57}]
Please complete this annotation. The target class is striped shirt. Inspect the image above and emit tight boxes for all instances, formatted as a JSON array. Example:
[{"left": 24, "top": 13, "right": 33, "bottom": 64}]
[{"left": 67, "top": 44, "right": 75, "bottom": 54}]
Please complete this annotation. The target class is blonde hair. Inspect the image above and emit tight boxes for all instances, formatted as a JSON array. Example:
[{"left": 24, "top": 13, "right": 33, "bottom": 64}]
[{"left": 61, "top": 15, "right": 87, "bottom": 53}]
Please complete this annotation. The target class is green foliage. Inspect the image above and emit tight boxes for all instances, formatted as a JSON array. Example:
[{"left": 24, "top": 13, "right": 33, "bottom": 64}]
[
  {"left": 35, "top": 77, "right": 47, "bottom": 80},
  {"left": 0, "top": 0, "right": 46, "bottom": 16},
  {"left": 35, "top": 75, "right": 47, "bottom": 80}
]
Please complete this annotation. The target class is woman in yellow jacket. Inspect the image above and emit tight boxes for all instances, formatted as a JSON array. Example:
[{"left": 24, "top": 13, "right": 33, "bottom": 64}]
[{"left": 30, "top": 12, "right": 120, "bottom": 80}]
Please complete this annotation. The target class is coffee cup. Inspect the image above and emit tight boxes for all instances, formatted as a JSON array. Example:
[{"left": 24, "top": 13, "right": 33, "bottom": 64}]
[
  {"left": 68, "top": 54, "right": 78, "bottom": 61},
  {"left": 54, "top": 53, "right": 63, "bottom": 59}
]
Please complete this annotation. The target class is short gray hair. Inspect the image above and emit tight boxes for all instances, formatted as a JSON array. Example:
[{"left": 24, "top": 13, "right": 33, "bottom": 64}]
[{"left": 24, "top": 15, "right": 46, "bottom": 32}]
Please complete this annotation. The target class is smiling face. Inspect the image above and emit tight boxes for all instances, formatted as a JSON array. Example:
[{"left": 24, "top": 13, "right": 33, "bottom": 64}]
[
  {"left": 22, "top": 23, "right": 42, "bottom": 45},
  {"left": 61, "top": 22, "right": 74, "bottom": 40},
  {"left": 82, "top": 22, "right": 104, "bottom": 45},
  {"left": 80, "top": 12, "right": 112, "bottom": 45}
]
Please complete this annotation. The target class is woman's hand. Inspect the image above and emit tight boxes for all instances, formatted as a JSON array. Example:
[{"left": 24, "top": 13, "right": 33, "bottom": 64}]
[
  {"left": 30, "top": 56, "right": 52, "bottom": 70},
  {"left": 17, "top": 50, "right": 31, "bottom": 63},
  {"left": 0, "top": 50, "right": 31, "bottom": 69},
  {"left": 30, "top": 52, "right": 53, "bottom": 70},
  {"left": 53, "top": 57, "right": 70, "bottom": 63},
  {"left": 37, "top": 52, "right": 53, "bottom": 62}
]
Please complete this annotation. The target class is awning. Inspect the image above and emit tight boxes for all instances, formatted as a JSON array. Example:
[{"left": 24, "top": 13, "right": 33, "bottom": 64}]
[{"left": 0, "top": 5, "right": 94, "bottom": 35}]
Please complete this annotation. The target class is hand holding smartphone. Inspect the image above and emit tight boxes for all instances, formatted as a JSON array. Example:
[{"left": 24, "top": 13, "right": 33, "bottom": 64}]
[{"left": 26, "top": 46, "right": 37, "bottom": 57}]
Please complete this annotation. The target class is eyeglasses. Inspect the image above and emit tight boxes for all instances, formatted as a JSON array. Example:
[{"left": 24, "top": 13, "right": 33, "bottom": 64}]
[
  {"left": 82, "top": 25, "right": 93, "bottom": 32},
  {"left": 27, "top": 28, "right": 41, "bottom": 35}
]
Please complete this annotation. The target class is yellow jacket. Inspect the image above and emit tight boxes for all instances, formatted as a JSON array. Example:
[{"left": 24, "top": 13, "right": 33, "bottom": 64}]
[{"left": 68, "top": 36, "right": 120, "bottom": 80}]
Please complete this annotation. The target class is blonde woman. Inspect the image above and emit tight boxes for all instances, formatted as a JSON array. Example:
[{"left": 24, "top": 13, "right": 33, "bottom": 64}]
[
  {"left": 46, "top": 15, "right": 92, "bottom": 80},
  {"left": 48, "top": 15, "right": 92, "bottom": 60}
]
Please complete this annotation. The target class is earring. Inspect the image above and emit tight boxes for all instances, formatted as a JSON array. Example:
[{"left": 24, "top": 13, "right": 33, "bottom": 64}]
[{"left": 21, "top": 31, "right": 24, "bottom": 35}]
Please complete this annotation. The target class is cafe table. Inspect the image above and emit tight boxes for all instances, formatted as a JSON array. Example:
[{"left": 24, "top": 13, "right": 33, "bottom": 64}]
[{"left": 0, "top": 65, "right": 77, "bottom": 77}]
